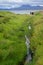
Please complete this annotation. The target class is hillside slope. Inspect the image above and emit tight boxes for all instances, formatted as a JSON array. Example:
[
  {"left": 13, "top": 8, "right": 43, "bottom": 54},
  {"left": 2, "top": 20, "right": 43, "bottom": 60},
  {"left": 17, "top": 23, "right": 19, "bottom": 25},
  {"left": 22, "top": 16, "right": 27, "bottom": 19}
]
[{"left": 26, "top": 12, "right": 43, "bottom": 65}]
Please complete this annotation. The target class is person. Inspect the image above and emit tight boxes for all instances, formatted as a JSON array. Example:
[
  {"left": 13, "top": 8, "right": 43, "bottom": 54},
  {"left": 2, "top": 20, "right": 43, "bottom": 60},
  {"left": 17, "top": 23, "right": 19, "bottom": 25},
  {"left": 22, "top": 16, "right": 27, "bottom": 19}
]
[{"left": 30, "top": 12, "right": 34, "bottom": 15}]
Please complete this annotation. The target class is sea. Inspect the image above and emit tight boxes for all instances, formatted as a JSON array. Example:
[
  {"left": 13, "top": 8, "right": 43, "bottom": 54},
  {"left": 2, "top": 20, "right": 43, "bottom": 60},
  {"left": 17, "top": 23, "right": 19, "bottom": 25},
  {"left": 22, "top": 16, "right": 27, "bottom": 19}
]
[
  {"left": 0, "top": 10, "right": 41, "bottom": 14},
  {"left": 10, "top": 10, "right": 39, "bottom": 14}
]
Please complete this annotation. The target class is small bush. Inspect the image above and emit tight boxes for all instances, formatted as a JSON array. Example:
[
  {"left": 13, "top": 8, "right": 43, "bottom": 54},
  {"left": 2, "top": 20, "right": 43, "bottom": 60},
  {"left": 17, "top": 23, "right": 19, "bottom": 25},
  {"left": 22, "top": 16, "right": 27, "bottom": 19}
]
[
  {"left": 0, "top": 26, "right": 4, "bottom": 32},
  {"left": 3, "top": 33, "right": 10, "bottom": 39}
]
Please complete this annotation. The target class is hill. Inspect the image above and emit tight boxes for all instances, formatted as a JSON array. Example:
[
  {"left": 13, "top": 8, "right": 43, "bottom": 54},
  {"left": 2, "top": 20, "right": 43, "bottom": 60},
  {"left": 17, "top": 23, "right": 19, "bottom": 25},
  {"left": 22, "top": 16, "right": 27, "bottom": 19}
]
[
  {"left": 13, "top": 5, "right": 43, "bottom": 10},
  {"left": 0, "top": 4, "right": 43, "bottom": 10}
]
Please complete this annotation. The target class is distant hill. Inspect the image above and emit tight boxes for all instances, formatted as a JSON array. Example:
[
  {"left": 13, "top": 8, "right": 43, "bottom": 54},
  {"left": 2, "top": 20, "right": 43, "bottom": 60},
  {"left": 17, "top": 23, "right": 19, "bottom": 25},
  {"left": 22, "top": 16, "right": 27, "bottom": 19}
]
[
  {"left": 13, "top": 5, "right": 43, "bottom": 10},
  {"left": 0, "top": 4, "right": 43, "bottom": 10}
]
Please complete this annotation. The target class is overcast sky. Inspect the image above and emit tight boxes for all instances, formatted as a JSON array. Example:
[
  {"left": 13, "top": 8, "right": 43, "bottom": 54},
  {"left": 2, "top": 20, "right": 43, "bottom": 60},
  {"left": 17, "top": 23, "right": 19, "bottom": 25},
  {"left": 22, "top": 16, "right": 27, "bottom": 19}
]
[
  {"left": 0, "top": 0, "right": 43, "bottom": 8},
  {"left": 0, "top": 0, "right": 43, "bottom": 4}
]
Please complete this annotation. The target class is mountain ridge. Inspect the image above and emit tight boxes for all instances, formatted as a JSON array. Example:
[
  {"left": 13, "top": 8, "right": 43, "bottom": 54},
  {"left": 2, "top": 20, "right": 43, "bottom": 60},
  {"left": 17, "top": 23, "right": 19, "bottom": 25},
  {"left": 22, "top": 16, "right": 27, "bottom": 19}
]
[{"left": 0, "top": 4, "right": 43, "bottom": 10}]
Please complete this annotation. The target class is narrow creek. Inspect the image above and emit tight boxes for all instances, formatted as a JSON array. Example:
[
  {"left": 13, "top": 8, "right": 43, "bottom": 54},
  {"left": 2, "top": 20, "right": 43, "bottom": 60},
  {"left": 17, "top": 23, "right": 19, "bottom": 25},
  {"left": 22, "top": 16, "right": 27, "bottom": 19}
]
[
  {"left": 24, "top": 26, "right": 32, "bottom": 64},
  {"left": 25, "top": 35, "right": 32, "bottom": 64}
]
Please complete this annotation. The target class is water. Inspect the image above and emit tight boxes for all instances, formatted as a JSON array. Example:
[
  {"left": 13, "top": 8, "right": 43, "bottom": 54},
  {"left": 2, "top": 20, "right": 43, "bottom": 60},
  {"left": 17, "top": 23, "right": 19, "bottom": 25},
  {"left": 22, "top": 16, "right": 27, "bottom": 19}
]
[
  {"left": 25, "top": 35, "right": 30, "bottom": 54},
  {"left": 0, "top": 10, "right": 40, "bottom": 14},
  {"left": 10, "top": 10, "right": 39, "bottom": 14},
  {"left": 25, "top": 35, "right": 32, "bottom": 64}
]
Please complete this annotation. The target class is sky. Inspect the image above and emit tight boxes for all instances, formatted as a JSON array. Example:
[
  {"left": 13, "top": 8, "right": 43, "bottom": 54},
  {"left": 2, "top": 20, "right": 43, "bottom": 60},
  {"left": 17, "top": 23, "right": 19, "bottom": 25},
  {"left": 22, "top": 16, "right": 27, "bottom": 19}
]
[
  {"left": 0, "top": 0, "right": 43, "bottom": 8},
  {"left": 0, "top": 0, "right": 43, "bottom": 3}
]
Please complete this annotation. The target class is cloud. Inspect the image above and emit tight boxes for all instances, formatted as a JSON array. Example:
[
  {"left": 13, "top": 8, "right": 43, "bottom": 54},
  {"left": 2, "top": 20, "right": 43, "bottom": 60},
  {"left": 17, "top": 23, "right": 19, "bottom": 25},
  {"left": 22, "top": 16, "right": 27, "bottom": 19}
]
[
  {"left": 9, "top": 0, "right": 23, "bottom": 2},
  {"left": 30, "top": 0, "right": 43, "bottom": 2},
  {"left": 0, "top": 4, "right": 22, "bottom": 9},
  {"left": 0, "top": 0, "right": 43, "bottom": 3},
  {"left": 0, "top": 0, "right": 23, "bottom": 3},
  {"left": 0, "top": 0, "right": 43, "bottom": 8}
]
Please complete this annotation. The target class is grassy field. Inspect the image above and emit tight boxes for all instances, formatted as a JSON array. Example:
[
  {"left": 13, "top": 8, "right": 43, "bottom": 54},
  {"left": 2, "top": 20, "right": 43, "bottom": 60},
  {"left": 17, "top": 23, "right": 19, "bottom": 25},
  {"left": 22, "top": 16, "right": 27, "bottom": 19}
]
[
  {"left": 0, "top": 11, "right": 33, "bottom": 65},
  {"left": 0, "top": 11, "right": 43, "bottom": 65}
]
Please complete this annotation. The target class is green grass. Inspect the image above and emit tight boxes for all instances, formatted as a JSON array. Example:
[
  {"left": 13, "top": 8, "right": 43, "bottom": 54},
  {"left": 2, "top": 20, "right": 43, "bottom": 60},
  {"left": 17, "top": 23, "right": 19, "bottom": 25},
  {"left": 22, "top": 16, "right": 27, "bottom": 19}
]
[
  {"left": 27, "top": 12, "right": 43, "bottom": 65},
  {"left": 24, "top": 12, "right": 43, "bottom": 65},
  {"left": 0, "top": 11, "right": 43, "bottom": 65},
  {"left": 0, "top": 11, "right": 33, "bottom": 65}
]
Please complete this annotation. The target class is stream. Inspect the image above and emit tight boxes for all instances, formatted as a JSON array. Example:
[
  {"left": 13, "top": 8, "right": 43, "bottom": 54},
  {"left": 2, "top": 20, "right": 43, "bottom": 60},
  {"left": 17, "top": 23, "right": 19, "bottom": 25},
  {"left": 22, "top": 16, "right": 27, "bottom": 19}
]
[
  {"left": 25, "top": 35, "right": 32, "bottom": 64},
  {"left": 25, "top": 26, "right": 32, "bottom": 64}
]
